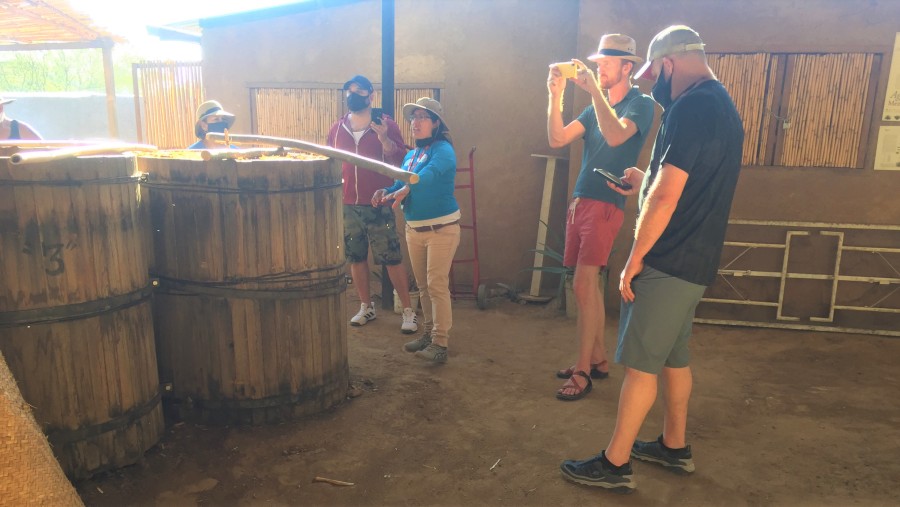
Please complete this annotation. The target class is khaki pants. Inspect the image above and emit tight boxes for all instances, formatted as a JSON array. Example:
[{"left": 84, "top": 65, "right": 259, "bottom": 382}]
[{"left": 405, "top": 224, "right": 461, "bottom": 347}]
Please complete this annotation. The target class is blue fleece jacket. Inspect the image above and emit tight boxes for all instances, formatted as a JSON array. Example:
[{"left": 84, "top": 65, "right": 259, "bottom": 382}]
[{"left": 385, "top": 140, "right": 459, "bottom": 222}]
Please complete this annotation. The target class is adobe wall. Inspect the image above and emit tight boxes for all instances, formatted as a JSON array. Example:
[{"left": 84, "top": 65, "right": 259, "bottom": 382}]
[
  {"left": 3, "top": 93, "right": 137, "bottom": 141},
  {"left": 201, "top": 0, "right": 582, "bottom": 291}
]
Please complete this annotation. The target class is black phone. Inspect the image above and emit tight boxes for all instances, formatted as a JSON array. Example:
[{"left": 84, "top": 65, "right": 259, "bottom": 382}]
[
  {"left": 593, "top": 167, "right": 632, "bottom": 190},
  {"left": 370, "top": 107, "right": 383, "bottom": 125}
]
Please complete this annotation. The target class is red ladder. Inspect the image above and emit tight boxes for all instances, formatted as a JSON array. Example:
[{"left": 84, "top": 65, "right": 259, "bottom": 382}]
[{"left": 450, "top": 147, "right": 480, "bottom": 299}]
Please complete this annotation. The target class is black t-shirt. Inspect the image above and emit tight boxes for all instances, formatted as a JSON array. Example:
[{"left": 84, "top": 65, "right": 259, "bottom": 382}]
[{"left": 639, "top": 79, "right": 744, "bottom": 286}]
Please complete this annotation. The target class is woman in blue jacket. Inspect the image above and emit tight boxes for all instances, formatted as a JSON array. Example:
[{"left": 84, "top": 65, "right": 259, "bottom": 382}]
[{"left": 373, "top": 97, "right": 459, "bottom": 363}]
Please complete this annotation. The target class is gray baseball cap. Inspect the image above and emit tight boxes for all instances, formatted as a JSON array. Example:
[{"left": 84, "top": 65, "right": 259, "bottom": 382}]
[{"left": 635, "top": 25, "right": 706, "bottom": 81}]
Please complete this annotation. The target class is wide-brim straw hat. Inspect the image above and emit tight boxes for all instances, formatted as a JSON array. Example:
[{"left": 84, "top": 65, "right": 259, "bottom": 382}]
[
  {"left": 587, "top": 33, "right": 644, "bottom": 64},
  {"left": 401, "top": 97, "right": 449, "bottom": 131},
  {"left": 0, "top": 97, "right": 15, "bottom": 106},
  {"left": 194, "top": 99, "right": 236, "bottom": 129}
]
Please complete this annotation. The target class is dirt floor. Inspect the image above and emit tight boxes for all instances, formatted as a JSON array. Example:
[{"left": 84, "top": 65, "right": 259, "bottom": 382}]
[{"left": 75, "top": 297, "right": 900, "bottom": 507}]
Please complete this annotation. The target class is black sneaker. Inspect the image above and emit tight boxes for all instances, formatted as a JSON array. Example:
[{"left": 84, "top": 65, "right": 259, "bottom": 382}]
[
  {"left": 631, "top": 435, "right": 695, "bottom": 474},
  {"left": 559, "top": 451, "right": 636, "bottom": 493}
]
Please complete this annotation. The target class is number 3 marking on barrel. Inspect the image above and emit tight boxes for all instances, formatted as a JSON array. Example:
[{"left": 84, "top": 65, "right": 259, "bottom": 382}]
[{"left": 42, "top": 243, "right": 65, "bottom": 275}]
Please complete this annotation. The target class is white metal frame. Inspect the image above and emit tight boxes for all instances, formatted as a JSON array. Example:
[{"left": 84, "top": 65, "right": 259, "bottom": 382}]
[{"left": 697, "top": 220, "right": 900, "bottom": 337}]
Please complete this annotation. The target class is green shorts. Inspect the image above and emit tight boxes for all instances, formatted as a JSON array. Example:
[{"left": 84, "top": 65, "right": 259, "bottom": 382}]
[
  {"left": 343, "top": 205, "right": 403, "bottom": 265},
  {"left": 615, "top": 265, "right": 707, "bottom": 374}
]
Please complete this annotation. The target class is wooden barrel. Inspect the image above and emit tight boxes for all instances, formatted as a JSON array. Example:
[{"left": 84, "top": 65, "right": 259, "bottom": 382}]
[
  {"left": 0, "top": 155, "right": 163, "bottom": 480},
  {"left": 139, "top": 154, "right": 348, "bottom": 425}
]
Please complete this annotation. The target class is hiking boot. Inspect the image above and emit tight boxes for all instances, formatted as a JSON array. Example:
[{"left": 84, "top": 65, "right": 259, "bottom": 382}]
[
  {"left": 631, "top": 435, "right": 695, "bottom": 474},
  {"left": 414, "top": 343, "right": 448, "bottom": 363},
  {"left": 400, "top": 307, "right": 418, "bottom": 334},
  {"left": 403, "top": 332, "right": 432, "bottom": 352},
  {"left": 350, "top": 302, "right": 376, "bottom": 326},
  {"left": 560, "top": 451, "right": 636, "bottom": 493}
]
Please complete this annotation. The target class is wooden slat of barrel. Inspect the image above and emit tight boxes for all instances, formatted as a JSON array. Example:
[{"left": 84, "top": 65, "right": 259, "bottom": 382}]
[
  {"left": 142, "top": 155, "right": 348, "bottom": 425},
  {"left": 0, "top": 155, "right": 163, "bottom": 479}
]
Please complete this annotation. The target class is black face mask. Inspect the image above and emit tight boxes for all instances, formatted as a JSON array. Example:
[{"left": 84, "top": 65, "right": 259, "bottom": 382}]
[
  {"left": 207, "top": 121, "right": 229, "bottom": 134},
  {"left": 651, "top": 67, "right": 674, "bottom": 110},
  {"left": 347, "top": 93, "right": 369, "bottom": 112}
]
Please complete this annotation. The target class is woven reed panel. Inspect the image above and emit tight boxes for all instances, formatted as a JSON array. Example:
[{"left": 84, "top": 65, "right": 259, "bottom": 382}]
[
  {"left": 253, "top": 87, "right": 438, "bottom": 148},
  {"left": 778, "top": 53, "right": 875, "bottom": 168},
  {"left": 134, "top": 61, "right": 204, "bottom": 149},
  {"left": 708, "top": 53, "right": 776, "bottom": 166},
  {"left": 0, "top": 350, "right": 83, "bottom": 506}
]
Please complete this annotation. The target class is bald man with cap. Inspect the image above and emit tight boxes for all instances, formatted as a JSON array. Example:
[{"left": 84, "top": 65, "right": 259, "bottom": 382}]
[
  {"left": 559, "top": 25, "right": 744, "bottom": 493},
  {"left": 547, "top": 34, "right": 655, "bottom": 402}
]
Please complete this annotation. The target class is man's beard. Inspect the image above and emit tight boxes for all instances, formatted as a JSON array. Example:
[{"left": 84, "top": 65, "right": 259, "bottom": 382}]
[{"left": 600, "top": 72, "right": 621, "bottom": 92}]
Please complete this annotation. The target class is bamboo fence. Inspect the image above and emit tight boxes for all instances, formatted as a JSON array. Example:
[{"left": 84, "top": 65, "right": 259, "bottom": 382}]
[
  {"left": 253, "top": 88, "right": 345, "bottom": 145},
  {"left": 708, "top": 53, "right": 774, "bottom": 166},
  {"left": 776, "top": 53, "right": 874, "bottom": 168},
  {"left": 253, "top": 87, "right": 438, "bottom": 147},
  {"left": 133, "top": 61, "right": 204, "bottom": 150},
  {"left": 708, "top": 52, "right": 875, "bottom": 169}
]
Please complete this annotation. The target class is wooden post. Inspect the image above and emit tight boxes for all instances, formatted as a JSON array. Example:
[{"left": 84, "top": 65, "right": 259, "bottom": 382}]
[
  {"left": 529, "top": 154, "right": 567, "bottom": 298},
  {"left": 101, "top": 38, "right": 119, "bottom": 138}
]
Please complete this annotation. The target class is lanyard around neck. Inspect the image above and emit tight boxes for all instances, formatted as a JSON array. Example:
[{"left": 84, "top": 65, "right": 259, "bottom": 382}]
[{"left": 410, "top": 145, "right": 431, "bottom": 173}]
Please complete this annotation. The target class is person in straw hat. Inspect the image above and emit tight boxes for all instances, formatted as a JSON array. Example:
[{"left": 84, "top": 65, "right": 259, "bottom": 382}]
[
  {"left": 559, "top": 25, "right": 744, "bottom": 493},
  {"left": 188, "top": 99, "right": 235, "bottom": 149},
  {"left": 0, "top": 97, "right": 42, "bottom": 140},
  {"left": 547, "top": 34, "right": 655, "bottom": 401},
  {"left": 373, "top": 97, "right": 459, "bottom": 363}
]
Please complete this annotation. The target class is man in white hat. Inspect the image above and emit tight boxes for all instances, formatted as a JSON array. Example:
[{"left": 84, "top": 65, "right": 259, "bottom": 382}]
[
  {"left": 559, "top": 25, "right": 744, "bottom": 493},
  {"left": 0, "top": 97, "right": 42, "bottom": 140},
  {"left": 188, "top": 100, "right": 235, "bottom": 149},
  {"left": 546, "top": 34, "right": 655, "bottom": 402}
]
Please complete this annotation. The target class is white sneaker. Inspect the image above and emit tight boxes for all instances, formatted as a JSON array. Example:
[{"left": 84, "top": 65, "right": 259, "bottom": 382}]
[
  {"left": 350, "top": 302, "right": 376, "bottom": 326},
  {"left": 400, "top": 307, "right": 418, "bottom": 334}
]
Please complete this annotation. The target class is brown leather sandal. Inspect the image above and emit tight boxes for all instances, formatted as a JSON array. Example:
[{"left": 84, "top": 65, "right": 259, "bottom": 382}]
[{"left": 556, "top": 371, "right": 593, "bottom": 401}]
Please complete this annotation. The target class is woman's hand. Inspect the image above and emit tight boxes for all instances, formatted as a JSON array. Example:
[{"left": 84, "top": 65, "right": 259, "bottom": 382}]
[
  {"left": 371, "top": 188, "right": 386, "bottom": 207},
  {"left": 384, "top": 185, "right": 410, "bottom": 210},
  {"left": 608, "top": 167, "right": 645, "bottom": 196}
]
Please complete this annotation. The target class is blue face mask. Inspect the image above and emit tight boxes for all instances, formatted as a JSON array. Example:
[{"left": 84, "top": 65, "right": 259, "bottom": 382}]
[{"left": 207, "top": 121, "right": 229, "bottom": 133}]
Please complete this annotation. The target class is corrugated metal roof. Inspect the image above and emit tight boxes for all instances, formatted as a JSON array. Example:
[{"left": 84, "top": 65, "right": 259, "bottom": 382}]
[{"left": 0, "top": 0, "right": 124, "bottom": 47}]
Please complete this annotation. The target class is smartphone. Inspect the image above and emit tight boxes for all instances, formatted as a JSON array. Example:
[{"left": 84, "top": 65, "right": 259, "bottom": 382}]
[
  {"left": 370, "top": 107, "right": 383, "bottom": 125},
  {"left": 593, "top": 167, "right": 632, "bottom": 190},
  {"left": 551, "top": 61, "right": 578, "bottom": 79}
]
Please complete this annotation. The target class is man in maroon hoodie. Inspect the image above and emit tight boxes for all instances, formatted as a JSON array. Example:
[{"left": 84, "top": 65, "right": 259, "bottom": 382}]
[{"left": 327, "top": 75, "right": 418, "bottom": 334}]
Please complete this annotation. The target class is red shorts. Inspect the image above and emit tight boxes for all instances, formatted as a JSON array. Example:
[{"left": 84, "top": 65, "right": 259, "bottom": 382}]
[{"left": 563, "top": 198, "right": 624, "bottom": 267}]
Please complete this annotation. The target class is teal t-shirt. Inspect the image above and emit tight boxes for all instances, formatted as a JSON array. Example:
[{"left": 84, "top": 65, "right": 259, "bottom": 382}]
[{"left": 572, "top": 86, "right": 655, "bottom": 209}]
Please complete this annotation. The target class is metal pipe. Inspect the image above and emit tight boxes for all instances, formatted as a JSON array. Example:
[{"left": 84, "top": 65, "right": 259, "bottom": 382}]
[
  {"left": 205, "top": 133, "right": 418, "bottom": 184},
  {"left": 10, "top": 144, "right": 157, "bottom": 165}
]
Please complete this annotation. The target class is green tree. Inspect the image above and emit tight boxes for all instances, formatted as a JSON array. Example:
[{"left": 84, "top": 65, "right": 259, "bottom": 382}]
[{"left": 0, "top": 47, "right": 138, "bottom": 94}]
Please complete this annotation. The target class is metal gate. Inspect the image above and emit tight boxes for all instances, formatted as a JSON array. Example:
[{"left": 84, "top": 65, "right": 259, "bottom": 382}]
[{"left": 696, "top": 220, "right": 900, "bottom": 337}]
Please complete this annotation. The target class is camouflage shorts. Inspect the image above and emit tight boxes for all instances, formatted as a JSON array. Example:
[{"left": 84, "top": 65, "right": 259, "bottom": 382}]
[{"left": 343, "top": 205, "right": 403, "bottom": 265}]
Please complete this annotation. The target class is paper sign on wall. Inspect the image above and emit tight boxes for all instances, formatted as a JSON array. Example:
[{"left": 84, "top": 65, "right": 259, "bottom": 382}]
[
  {"left": 883, "top": 33, "right": 900, "bottom": 121},
  {"left": 874, "top": 126, "right": 900, "bottom": 170}
]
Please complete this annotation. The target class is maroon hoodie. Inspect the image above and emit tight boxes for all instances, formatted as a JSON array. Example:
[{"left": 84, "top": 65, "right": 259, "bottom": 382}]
[{"left": 327, "top": 112, "right": 407, "bottom": 205}]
